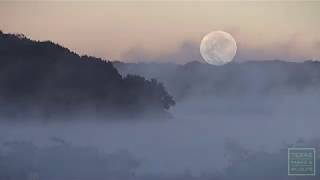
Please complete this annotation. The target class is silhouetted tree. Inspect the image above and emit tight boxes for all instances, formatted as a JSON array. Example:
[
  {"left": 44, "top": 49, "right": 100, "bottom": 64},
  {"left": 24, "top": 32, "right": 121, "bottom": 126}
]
[{"left": 0, "top": 32, "right": 175, "bottom": 120}]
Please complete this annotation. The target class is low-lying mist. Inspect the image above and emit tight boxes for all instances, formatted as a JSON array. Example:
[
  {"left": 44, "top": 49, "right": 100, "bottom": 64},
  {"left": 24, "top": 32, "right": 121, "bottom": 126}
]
[
  {"left": 1, "top": 31, "right": 320, "bottom": 180},
  {"left": 2, "top": 60, "right": 320, "bottom": 179},
  {"left": 1, "top": 91, "right": 320, "bottom": 179}
]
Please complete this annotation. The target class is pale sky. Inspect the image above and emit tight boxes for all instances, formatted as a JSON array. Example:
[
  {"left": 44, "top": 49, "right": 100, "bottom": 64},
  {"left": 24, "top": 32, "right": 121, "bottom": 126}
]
[{"left": 1, "top": 1, "right": 320, "bottom": 63}]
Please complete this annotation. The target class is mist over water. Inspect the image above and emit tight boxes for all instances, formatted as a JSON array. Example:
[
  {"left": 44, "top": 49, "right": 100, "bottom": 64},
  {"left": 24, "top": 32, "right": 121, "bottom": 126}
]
[
  {"left": 1, "top": 3, "right": 320, "bottom": 177},
  {"left": 1, "top": 91, "right": 320, "bottom": 175},
  {"left": 1, "top": 45, "right": 320, "bottom": 178}
]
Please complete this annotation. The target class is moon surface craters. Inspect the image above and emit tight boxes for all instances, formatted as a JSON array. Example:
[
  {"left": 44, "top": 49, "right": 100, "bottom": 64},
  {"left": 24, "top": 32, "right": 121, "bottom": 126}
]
[{"left": 200, "top": 31, "right": 237, "bottom": 65}]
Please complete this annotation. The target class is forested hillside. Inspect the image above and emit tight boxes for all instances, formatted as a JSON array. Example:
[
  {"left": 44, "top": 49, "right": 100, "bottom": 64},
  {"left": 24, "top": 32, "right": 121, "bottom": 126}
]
[{"left": 0, "top": 31, "right": 175, "bottom": 120}]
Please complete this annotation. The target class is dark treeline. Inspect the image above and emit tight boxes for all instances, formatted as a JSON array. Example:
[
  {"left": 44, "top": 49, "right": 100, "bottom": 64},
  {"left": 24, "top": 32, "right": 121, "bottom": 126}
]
[
  {"left": 114, "top": 60, "right": 320, "bottom": 101},
  {"left": 0, "top": 31, "right": 175, "bottom": 120}
]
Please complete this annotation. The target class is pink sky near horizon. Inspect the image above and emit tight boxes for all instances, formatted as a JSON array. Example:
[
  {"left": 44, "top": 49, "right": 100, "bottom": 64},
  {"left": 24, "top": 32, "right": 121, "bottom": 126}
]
[{"left": 1, "top": 1, "right": 320, "bottom": 63}]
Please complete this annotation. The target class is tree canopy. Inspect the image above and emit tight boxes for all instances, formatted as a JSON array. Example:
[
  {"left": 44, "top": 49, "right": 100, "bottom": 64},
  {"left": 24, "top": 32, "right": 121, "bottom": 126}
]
[{"left": 0, "top": 32, "right": 175, "bottom": 120}]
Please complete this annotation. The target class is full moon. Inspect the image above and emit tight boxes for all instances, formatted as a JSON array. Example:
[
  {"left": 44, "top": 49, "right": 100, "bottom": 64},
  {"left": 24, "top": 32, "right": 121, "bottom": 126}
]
[{"left": 200, "top": 31, "right": 237, "bottom": 65}]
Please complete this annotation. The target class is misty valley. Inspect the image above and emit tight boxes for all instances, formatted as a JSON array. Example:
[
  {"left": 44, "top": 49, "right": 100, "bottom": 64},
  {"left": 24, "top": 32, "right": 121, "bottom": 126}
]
[{"left": 1, "top": 8, "right": 320, "bottom": 179}]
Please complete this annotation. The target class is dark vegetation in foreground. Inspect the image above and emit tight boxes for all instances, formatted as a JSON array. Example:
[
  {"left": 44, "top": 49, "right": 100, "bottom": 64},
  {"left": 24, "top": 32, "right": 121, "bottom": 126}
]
[
  {"left": 0, "top": 31, "right": 175, "bottom": 120},
  {"left": 0, "top": 138, "right": 319, "bottom": 180}
]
